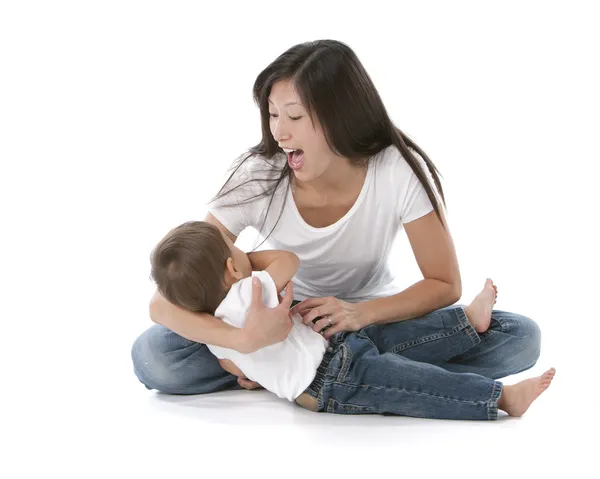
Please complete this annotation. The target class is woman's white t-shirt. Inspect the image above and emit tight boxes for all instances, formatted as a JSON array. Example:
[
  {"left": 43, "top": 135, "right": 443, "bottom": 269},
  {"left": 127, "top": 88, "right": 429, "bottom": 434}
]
[{"left": 208, "top": 145, "right": 437, "bottom": 303}]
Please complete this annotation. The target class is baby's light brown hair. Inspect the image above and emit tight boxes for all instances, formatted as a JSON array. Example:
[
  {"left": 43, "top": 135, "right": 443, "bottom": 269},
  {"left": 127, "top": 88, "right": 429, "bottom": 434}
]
[{"left": 150, "top": 221, "right": 231, "bottom": 314}]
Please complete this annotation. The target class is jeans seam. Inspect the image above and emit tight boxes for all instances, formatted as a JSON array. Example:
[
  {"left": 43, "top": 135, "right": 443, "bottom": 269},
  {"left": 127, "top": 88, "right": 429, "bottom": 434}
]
[
  {"left": 389, "top": 318, "right": 480, "bottom": 354},
  {"left": 453, "top": 306, "right": 481, "bottom": 346},
  {"left": 487, "top": 381, "right": 503, "bottom": 420},
  {"left": 336, "top": 343, "right": 355, "bottom": 382},
  {"left": 330, "top": 380, "right": 497, "bottom": 406},
  {"left": 326, "top": 397, "right": 377, "bottom": 414},
  {"left": 315, "top": 342, "right": 353, "bottom": 412}
]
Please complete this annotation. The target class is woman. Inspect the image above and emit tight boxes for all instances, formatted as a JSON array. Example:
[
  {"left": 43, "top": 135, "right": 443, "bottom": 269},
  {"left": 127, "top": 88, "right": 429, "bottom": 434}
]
[{"left": 132, "top": 40, "right": 542, "bottom": 401}]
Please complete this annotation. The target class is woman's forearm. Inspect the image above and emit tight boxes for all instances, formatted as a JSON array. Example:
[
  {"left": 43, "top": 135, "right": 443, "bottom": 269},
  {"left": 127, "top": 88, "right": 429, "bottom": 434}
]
[
  {"left": 149, "top": 291, "right": 249, "bottom": 352},
  {"left": 361, "top": 278, "right": 461, "bottom": 325}
]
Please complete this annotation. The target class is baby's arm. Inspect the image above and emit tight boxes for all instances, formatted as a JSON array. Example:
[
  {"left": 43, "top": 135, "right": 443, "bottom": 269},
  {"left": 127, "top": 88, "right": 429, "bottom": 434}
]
[
  {"left": 218, "top": 358, "right": 262, "bottom": 390},
  {"left": 218, "top": 358, "right": 245, "bottom": 377},
  {"left": 247, "top": 250, "right": 299, "bottom": 294}
]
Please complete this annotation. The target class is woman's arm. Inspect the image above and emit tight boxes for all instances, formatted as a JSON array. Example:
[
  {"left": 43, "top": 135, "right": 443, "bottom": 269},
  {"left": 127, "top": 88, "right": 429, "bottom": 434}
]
[
  {"left": 149, "top": 281, "right": 295, "bottom": 353},
  {"left": 360, "top": 209, "right": 461, "bottom": 325},
  {"left": 149, "top": 291, "right": 245, "bottom": 349},
  {"left": 291, "top": 210, "right": 461, "bottom": 337},
  {"left": 151, "top": 211, "right": 297, "bottom": 353}
]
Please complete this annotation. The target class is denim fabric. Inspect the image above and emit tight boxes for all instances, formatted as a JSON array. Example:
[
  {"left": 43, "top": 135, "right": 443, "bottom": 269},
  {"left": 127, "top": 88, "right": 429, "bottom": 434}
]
[
  {"left": 131, "top": 323, "right": 242, "bottom": 394},
  {"left": 306, "top": 306, "right": 509, "bottom": 420},
  {"left": 131, "top": 303, "right": 541, "bottom": 418}
]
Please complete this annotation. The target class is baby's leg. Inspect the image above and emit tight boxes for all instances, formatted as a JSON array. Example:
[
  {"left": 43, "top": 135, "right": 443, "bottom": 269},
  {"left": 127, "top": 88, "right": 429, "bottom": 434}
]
[{"left": 321, "top": 334, "right": 554, "bottom": 420}]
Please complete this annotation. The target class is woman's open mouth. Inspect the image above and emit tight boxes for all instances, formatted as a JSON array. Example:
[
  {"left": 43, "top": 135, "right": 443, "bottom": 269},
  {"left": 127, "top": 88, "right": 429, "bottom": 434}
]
[{"left": 283, "top": 148, "right": 305, "bottom": 170}]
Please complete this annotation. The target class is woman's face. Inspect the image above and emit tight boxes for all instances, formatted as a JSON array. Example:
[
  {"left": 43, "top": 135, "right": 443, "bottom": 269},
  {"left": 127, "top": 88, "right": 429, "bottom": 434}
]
[{"left": 268, "top": 79, "right": 338, "bottom": 182}]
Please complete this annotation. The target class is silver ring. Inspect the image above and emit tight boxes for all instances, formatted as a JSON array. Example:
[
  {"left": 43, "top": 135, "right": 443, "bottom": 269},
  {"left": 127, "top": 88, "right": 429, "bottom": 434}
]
[{"left": 327, "top": 317, "right": 332, "bottom": 326}]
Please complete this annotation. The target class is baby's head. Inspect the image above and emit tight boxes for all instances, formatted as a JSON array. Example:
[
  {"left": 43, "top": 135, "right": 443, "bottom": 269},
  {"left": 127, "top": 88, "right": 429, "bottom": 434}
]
[{"left": 150, "top": 221, "right": 252, "bottom": 314}]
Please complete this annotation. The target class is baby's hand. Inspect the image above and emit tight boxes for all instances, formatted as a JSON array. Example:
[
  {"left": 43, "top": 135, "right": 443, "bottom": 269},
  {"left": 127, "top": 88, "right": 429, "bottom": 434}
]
[
  {"left": 237, "top": 377, "right": 263, "bottom": 390},
  {"left": 218, "top": 358, "right": 245, "bottom": 377},
  {"left": 218, "top": 359, "right": 263, "bottom": 390}
]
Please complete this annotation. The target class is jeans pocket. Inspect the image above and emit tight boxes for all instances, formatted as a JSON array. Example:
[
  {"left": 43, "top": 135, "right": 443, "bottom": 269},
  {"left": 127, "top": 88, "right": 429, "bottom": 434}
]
[
  {"left": 326, "top": 398, "right": 376, "bottom": 415},
  {"left": 326, "top": 343, "right": 352, "bottom": 382}
]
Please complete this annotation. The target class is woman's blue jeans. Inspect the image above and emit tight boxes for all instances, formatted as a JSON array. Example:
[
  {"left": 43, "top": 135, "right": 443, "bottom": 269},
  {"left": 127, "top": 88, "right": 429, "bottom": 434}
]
[{"left": 131, "top": 304, "right": 541, "bottom": 420}]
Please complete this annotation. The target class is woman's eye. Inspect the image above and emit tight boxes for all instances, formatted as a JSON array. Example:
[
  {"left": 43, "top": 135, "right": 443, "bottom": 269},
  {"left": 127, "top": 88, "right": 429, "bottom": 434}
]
[{"left": 269, "top": 113, "right": 301, "bottom": 121}]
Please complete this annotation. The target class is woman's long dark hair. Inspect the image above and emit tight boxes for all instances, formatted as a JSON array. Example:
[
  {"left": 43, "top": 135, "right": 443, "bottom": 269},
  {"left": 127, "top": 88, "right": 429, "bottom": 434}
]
[{"left": 209, "top": 40, "right": 446, "bottom": 247}]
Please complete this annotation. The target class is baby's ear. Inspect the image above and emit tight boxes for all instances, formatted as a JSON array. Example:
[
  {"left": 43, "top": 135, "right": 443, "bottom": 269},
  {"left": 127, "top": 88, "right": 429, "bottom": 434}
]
[
  {"left": 225, "top": 257, "right": 243, "bottom": 280},
  {"left": 223, "top": 257, "right": 234, "bottom": 279}
]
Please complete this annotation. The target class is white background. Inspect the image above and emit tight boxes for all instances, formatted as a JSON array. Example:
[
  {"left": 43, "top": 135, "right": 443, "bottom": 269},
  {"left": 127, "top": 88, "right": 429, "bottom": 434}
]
[{"left": 1, "top": 1, "right": 598, "bottom": 477}]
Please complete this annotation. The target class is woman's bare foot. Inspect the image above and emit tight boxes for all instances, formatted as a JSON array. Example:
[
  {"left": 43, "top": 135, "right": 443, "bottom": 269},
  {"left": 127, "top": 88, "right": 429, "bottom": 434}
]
[
  {"left": 464, "top": 278, "right": 497, "bottom": 333},
  {"left": 497, "top": 368, "right": 556, "bottom": 417}
]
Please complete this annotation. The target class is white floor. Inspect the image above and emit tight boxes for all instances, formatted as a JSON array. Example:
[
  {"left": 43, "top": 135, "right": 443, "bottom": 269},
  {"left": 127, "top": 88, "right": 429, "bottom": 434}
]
[{"left": 6, "top": 324, "right": 592, "bottom": 479}]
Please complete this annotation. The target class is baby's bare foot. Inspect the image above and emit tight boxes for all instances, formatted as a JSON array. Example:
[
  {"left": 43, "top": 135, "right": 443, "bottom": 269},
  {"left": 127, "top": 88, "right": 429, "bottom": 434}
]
[
  {"left": 498, "top": 368, "right": 556, "bottom": 417},
  {"left": 464, "top": 278, "right": 497, "bottom": 333}
]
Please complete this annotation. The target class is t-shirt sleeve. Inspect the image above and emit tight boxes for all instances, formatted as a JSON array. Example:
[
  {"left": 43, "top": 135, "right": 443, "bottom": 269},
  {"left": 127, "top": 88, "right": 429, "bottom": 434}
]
[
  {"left": 209, "top": 272, "right": 279, "bottom": 361},
  {"left": 206, "top": 153, "right": 280, "bottom": 237},
  {"left": 207, "top": 156, "right": 255, "bottom": 236},
  {"left": 239, "top": 271, "right": 280, "bottom": 309},
  {"left": 398, "top": 148, "right": 437, "bottom": 224},
  {"left": 214, "top": 271, "right": 280, "bottom": 328}
]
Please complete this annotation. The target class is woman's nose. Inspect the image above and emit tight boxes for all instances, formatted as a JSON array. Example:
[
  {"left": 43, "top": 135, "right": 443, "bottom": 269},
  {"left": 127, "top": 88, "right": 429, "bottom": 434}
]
[{"left": 272, "top": 118, "right": 291, "bottom": 142}]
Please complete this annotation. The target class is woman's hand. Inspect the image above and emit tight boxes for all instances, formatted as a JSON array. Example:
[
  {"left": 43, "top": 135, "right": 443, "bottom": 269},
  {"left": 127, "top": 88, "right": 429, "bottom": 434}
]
[
  {"left": 290, "top": 296, "right": 370, "bottom": 339},
  {"left": 240, "top": 278, "right": 294, "bottom": 353}
]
